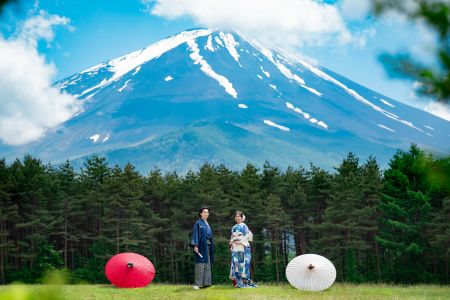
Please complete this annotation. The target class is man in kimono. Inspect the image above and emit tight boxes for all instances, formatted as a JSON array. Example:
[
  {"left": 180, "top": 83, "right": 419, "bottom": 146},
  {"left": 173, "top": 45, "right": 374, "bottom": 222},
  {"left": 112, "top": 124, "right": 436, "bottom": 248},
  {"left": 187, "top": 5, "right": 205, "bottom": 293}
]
[{"left": 191, "top": 207, "right": 214, "bottom": 289}]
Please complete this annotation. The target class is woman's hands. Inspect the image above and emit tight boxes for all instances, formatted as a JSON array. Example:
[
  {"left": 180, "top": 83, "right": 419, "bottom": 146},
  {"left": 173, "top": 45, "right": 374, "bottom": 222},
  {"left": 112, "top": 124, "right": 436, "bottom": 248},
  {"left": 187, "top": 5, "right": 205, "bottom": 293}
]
[{"left": 194, "top": 245, "right": 199, "bottom": 253}]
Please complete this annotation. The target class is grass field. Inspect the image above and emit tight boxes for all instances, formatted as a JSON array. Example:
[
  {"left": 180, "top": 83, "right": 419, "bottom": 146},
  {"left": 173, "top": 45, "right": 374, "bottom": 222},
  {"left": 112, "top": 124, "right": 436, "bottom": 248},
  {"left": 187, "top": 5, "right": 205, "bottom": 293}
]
[{"left": 1, "top": 283, "right": 449, "bottom": 300}]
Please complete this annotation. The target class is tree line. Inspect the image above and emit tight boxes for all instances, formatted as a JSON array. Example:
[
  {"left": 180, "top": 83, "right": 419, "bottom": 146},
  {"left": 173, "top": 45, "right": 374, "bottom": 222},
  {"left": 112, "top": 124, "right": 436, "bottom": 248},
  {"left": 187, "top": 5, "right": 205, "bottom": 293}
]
[{"left": 0, "top": 144, "right": 448, "bottom": 284}]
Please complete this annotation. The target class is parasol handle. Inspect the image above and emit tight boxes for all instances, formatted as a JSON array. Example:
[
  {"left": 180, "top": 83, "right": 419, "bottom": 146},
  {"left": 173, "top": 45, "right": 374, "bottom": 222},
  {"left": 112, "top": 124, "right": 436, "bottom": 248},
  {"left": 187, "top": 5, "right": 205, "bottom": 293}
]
[
  {"left": 307, "top": 264, "right": 315, "bottom": 270},
  {"left": 127, "top": 262, "right": 134, "bottom": 268}
]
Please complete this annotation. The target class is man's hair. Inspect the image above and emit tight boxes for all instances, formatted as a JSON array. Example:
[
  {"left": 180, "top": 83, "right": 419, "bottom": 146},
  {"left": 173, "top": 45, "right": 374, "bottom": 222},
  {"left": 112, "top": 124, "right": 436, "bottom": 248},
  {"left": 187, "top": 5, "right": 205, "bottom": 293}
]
[{"left": 198, "top": 207, "right": 209, "bottom": 217}]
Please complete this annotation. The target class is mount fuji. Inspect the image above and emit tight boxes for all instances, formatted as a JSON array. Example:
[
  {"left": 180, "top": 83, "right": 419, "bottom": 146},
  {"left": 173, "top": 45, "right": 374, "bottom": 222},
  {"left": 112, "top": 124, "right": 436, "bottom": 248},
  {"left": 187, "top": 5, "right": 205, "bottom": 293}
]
[{"left": 3, "top": 29, "right": 450, "bottom": 173}]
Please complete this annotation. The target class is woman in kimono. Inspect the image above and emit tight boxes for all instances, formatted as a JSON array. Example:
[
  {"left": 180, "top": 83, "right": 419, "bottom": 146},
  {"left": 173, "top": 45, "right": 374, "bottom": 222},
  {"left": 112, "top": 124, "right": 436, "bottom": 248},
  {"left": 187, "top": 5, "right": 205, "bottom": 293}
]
[
  {"left": 191, "top": 207, "right": 214, "bottom": 289},
  {"left": 229, "top": 211, "right": 257, "bottom": 288}
]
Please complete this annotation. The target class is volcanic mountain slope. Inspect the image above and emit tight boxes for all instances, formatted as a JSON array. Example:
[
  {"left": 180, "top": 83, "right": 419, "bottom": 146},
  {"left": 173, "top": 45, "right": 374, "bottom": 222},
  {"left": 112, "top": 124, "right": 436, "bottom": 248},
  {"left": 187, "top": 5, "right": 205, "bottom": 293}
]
[{"left": 3, "top": 29, "right": 449, "bottom": 173}]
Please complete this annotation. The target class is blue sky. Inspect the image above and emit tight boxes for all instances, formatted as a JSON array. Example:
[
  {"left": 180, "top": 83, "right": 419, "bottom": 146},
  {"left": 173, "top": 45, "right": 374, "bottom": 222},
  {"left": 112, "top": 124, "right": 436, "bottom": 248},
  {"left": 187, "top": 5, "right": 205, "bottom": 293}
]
[
  {"left": 1, "top": 0, "right": 194, "bottom": 78},
  {"left": 1, "top": 0, "right": 449, "bottom": 126}
]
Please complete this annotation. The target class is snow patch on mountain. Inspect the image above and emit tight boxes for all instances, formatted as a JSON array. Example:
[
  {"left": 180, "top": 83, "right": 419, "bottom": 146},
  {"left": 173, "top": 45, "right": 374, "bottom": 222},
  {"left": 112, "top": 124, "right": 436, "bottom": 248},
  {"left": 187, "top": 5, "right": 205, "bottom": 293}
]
[
  {"left": 77, "top": 79, "right": 108, "bottom": 98},
  {"left": 205, "top": 35, "right": 215, "bottom": 51},
  {"left": 286, "top": 102, "right": 328, "bottom": 129},
  {"left": 76, "top": 29, "right": 212, "bottom": 98},
  {"left": 317, "top": 121, "right": 328, "bottom": 129},
  {"left": 214, "top": 36, "right": 223, "bottom": 47},
  {"left": 264, "top": 120, "right": 290, "bottom": 131},
  {"left": 59, "top": 77, "right": 81, "bottom": 89},
  {"left": 86, "top": 29, "right": 211, "bottom": 78},
  {"left": 301, "top": 85, "right": 322, "bottom": 97},
  {"left": 380, "top": 98, "right": 395, "bottom": 108},
  {"left": 187, "top": 39, "right": 238, "bottom": 99},
  {"left": 132, "top": 66, "right": 141, "bottom": 76},
  {"left": 243, "top": 39, "right": 322, "bottom": 97},
  {"left": 293, "top": 58, "right": 423, "bottom": 132},
  {"left": 277, "top": 63, "right": 305, "bottom": 85},
  {"left": 118, "top": 80, "right": 131, "bottom": 92},
  {"left": 85, "top": 90, "right": 100, "bottom": 100},
  {"left": 219, "top": 32, "right": 240, "bottom": 64},
  {"left": 90, "top": 134, "right": 100, "bottom": 143},
  {"left": 260, "top": 66, "right": 270, "bottom": 78},
  {"left": 377, "top": 124, "right": 395, "bottom": 132}
]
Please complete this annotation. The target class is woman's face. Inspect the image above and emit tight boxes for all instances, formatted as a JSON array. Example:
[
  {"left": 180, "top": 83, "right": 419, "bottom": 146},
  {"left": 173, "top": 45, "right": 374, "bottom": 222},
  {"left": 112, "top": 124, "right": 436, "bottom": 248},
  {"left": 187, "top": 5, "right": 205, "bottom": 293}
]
[
  {"left": 235, "top": 214, "right": 242, "bottom": 223},
  {"left": 200, "top": 209, "right": 209, "bottom": 220}
]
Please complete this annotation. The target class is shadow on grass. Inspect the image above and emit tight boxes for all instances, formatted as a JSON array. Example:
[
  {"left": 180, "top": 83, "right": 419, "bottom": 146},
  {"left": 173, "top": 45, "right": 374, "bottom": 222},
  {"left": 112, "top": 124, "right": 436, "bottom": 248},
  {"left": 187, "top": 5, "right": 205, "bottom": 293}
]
[{"left": 172, "top": 285, "right": 234, "bottom": 293}]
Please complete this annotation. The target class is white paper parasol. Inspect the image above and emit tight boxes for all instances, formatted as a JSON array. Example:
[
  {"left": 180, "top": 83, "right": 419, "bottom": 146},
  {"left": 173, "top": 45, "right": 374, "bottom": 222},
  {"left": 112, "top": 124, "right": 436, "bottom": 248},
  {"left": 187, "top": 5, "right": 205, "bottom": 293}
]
[{"left": 286, "top": 254, "right": 336, "bottom": 291}]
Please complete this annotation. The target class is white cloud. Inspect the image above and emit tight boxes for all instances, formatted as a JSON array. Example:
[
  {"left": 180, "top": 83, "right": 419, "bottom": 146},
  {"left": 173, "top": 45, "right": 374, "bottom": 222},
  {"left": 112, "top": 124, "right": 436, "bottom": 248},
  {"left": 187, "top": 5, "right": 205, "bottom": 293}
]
[
  {"left": 352, "top": 27, "right": 376, "bottom": 48},
  {"left": 18, "top": 10, "right": 71, "bottom": 46},
  {"left": 408, "top": 88, "right": 450, "bottom": 121},
  {"left": 340, "top": 0, "right": 371, "bottom": 20},
  {"left": 423, "top": 101, "right": 450, "bottom": 122},
  {"left": 409, "top": 19, "right": 439, "bottom": 64},
  {"left": 0, "top": 11, "right": 80, "bottom": 146},
  {"left": 145, "top": 0, "right": 358, "bottom": 48}
]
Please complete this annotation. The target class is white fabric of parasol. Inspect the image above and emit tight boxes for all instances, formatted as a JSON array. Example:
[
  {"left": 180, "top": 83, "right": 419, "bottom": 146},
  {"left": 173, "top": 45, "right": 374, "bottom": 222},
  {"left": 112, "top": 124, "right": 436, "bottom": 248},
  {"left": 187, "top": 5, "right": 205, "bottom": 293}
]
[{"left": 286, "top": 254, "right": 336, "bottom": 291}]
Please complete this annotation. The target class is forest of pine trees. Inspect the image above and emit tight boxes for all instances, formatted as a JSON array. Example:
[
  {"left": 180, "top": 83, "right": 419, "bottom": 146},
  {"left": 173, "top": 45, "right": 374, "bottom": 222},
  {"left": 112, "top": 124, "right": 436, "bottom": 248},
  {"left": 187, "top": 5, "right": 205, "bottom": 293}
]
[{"left": 0, "top": 144, "right": 448, "bottom": 284}]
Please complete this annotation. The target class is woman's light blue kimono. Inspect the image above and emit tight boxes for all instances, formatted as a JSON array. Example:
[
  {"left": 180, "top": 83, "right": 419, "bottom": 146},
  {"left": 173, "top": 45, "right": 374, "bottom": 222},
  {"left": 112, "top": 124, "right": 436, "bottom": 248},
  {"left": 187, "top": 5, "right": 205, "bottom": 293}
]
[{"left": 229, "top": 223, "right": 257, "bottom": 288}]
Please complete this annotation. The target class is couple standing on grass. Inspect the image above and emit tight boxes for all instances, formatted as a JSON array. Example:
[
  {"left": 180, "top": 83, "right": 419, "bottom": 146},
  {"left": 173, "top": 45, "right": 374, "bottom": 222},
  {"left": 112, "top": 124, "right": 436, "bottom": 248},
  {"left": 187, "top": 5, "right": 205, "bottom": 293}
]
[{"left": 190, "top": 207, "right": 258, "bottom": 289}]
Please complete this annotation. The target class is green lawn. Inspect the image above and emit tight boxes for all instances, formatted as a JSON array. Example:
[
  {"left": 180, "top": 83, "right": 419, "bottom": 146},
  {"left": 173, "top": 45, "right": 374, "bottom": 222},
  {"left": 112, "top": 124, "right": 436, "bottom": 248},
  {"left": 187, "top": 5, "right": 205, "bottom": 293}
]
[{"left": 1, "top": 283, "right": 449, "bottom": 300}]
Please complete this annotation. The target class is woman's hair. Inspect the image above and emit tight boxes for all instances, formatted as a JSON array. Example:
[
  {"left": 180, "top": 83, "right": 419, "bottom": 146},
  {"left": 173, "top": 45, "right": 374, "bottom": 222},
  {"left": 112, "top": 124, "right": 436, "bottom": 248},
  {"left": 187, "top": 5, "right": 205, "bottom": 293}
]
[
  {"left": 198, "top": 207, "right": 209, "bottom": 217},
  {"left": 235, "top": 211, "right": 246, "bottom": 222}
]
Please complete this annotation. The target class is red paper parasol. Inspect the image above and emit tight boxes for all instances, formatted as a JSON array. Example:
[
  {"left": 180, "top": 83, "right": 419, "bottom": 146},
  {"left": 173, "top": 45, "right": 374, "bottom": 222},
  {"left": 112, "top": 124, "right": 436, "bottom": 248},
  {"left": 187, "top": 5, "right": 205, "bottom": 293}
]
[{"left": 105, "top": 252, "right": 155, "bottom": 288}]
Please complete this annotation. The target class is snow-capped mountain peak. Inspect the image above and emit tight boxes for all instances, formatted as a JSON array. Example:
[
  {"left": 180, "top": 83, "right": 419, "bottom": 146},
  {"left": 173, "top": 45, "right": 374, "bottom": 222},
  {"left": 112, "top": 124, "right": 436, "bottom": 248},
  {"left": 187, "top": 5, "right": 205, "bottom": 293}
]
[{"left": 6, "top": 29, "right": 449, "bottom": 173}]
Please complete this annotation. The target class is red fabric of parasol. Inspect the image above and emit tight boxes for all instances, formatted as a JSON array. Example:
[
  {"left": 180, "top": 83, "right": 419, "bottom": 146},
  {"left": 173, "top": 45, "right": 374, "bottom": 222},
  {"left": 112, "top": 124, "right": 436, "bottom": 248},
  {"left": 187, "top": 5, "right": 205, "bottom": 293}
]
[{"left": 105, "top": 252, "right": 155, "bottom": 288}]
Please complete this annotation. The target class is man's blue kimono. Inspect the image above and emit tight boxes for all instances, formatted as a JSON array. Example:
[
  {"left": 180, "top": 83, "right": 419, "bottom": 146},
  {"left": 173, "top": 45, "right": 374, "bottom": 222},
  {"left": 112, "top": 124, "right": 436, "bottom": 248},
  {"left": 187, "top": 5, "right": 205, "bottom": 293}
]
[{"left": 191, "top": 219, "right": 214, "bottom": 264}]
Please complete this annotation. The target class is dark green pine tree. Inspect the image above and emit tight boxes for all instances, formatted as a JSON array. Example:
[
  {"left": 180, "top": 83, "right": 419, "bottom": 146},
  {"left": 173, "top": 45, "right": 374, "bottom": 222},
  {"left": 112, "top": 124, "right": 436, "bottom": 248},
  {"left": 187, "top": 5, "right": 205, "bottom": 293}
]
[
  {"left": 80, "top": 156, "right": 111, "bottom": 242},
  {"left": 427, "top": 157, "right": 450, "bottom": 283},
  {"left": 216, "top": 164, "right": 240, "bottom": 211},
  {"left": 49, "top": 161, "right": 84, "bottom": 270},
  {"left": 429, "top": 195, "right": 450, "bottom": 283},
  {"left": 377, "top": 145, "right": 433, "bottom": 283},
  {"left": 103, "top": 163, "right": 146, "bottom": 254},
  {"left": 119, "top": 163, "right": 147, "bottom": 255},
  {"left": 165, "top": 171, "right": 192, "bottom": 283},
  {"left": 237, "top": 164, "right": 264, "bottom": 281},
  {"left": 195, "top": 164, "right": 230, "bottom": 236},
  {"left": 213, "top": 164, "right": 240, "bottom": 283},
  {"left": 259, "top": 162, "right": 284, "bottom": 282},
  {"left": 359, "top": 156, "right": 384, "bottom": 280},
  {"left": 0, "top": 158, "right": 19, "bottom": 283},
  {"left": 279, "top": 166, "right": 308, "bottom": 262},
  {"left": 142, "top": 169, "right": 168, "bottom": 282},
  {"left": 315, "top": 153, "right": 367, "bottom": 282},
  {"left": 263, "top": 193, "right": 291, "bottom": 282},
  {"left": 0, "top": 150, "right": 448, "bottom": 284},
  {"left": 10, "top": 156, "right": 56, "bottom": 281},
  {"left": 260, "top": 162, "right": 282, "bottom": 196},
  {"left": 237, "top": 164, "right": 262, "bottom": 222},
  {"left": 306, "top": 165, "right": 332, "bottom": 240},
  {"left": 78, "top": 156, "right": 111, "bottom": 283}
]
